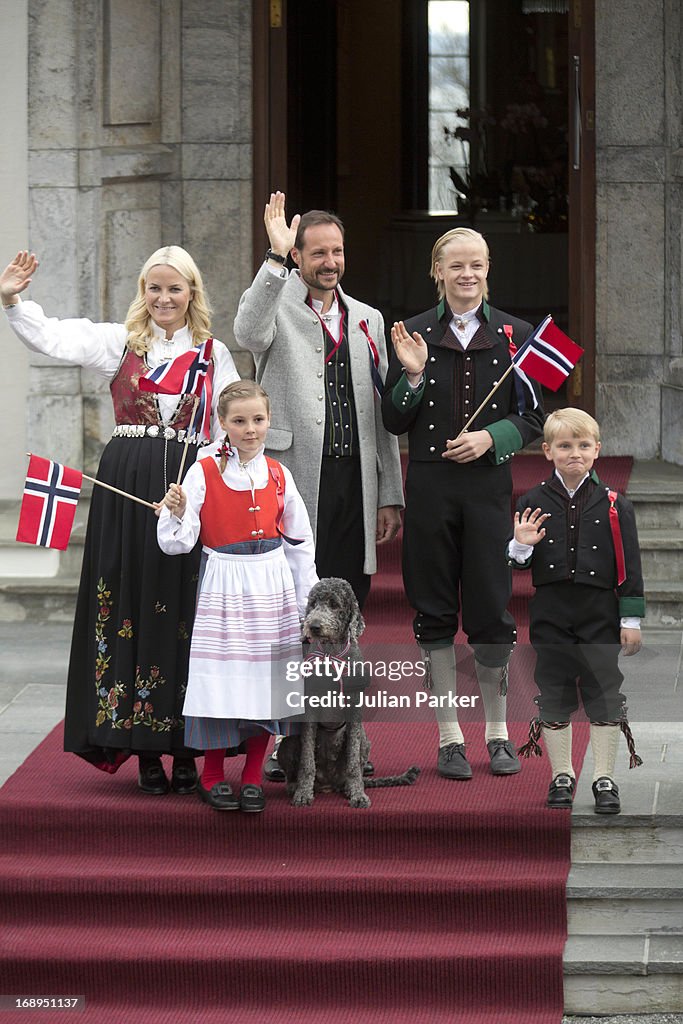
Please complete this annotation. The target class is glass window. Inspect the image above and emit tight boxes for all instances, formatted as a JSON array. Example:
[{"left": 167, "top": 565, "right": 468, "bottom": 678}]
[{"left": 428, "top": 1, "right": 470, "bottom": 211}]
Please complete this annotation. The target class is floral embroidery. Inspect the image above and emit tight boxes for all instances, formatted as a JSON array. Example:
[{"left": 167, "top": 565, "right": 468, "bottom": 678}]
[
  {"left": 91, "top": 578, "right": 182, "bottom": 735},
  {"left": 177, "top": 621, "right": 189, "bottom": 641},
  {"left": 96, "top": 680, "right": 126, "bottom": 727},
  {"left": 155, "top": 602, "right": 167, "bottom": 614},
  {"left": 94, "top": 578, "right": 112, "bottom": 685},
  {"left": 131, "top": 665, "right": 176, "bottom": 733}
]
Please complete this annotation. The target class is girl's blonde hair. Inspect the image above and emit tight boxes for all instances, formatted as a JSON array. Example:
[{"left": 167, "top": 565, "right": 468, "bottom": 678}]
[
  {"left": 544, "top": 408, "right": 601, "bottom": 444},
  {"left": 217, "top": 381, "right": 270, "bottom": 472},
  {"left": 124, "top": 245, "right": 212, "bottom": 355},
  {"left": 430, "top": 227, "right": 490, "bottom": 302}
]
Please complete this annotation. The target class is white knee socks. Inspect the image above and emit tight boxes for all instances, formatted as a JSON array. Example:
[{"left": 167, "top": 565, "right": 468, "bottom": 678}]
[
  {"left": 590, "top": 723, "right": 620, "bottom": 782},
  {"left": 474, "top": 660, "right": 509, "bottom": 743},
  {"left": 423, "top": 646, "right": 464, "bottom": 747},
  {"left": 542, "top": 723, "right": 574, "bottom": 778}
]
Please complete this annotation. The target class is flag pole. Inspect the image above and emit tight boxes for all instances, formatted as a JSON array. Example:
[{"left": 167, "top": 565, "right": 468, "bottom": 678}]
[
  {"left": 452, "top": 361, "right": 515, "bottom": 440},
  {"left": 26, "top": 454, "right": 157, "bottom": 510},
  {"left": 176, "top": 396, "right": 200, "bottom": 484}
]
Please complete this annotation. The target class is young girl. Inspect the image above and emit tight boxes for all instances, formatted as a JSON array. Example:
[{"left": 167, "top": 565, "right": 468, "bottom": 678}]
[{"left": 157, "top": 381, "right": 318, "bottom": 812}]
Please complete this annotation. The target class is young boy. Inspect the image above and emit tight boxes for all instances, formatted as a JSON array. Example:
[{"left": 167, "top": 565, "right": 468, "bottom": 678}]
[{"left": 508, "top": 409, "right": 644, "bottom": 814}]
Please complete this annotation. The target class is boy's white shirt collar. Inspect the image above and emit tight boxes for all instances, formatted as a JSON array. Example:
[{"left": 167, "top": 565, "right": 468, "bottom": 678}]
[{"left": 554, "top": 468, "right": 590, "bottom": 497}]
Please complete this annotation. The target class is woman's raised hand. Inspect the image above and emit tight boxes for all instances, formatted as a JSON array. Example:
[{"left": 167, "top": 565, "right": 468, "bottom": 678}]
[
  {"left": 0, "top": 251, "right": 39, "bottom": 305},
  {"left": 264, "top": 192, "right": 301, "bottom": 256}
]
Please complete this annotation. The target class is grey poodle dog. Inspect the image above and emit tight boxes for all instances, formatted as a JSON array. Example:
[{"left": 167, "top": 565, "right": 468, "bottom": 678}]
[{"left": 278, "top": 577, "right": 420, "bottom": 809}]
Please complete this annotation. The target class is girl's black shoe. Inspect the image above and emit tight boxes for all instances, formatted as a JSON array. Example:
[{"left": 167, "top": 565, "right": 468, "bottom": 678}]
[{"left": 240, "top": 784, "right": 266, "bottom": 812}]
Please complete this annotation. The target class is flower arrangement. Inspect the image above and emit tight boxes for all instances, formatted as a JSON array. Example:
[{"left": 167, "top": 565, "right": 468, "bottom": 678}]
[{"left": 444, "top": 103, "right": 567, "bottom": 231}]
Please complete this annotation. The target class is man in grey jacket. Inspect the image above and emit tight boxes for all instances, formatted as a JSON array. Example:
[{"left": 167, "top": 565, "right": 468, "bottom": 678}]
[{"left": 234, "top": 191, "right": 403, "bottom": 609}]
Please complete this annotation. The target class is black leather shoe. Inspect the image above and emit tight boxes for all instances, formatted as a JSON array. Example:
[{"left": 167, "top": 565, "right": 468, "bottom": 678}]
[
  {"left": 263, "top": 753, "right": 286, "bottom": 782},
  {"left": 362, "top": 760, "right": 374, "bottom": 778},
  {"left": 138, "top": 758, "right": 170, "bottom": 795},
  {"left": 437, "top": 742, "right": 472, "bottom": 780},
  {"left": 240, "top": 784, "right": 266, "bottom": 813},
  {"left": 547, "top": 773, "right": 575, "bottom": 808},
  {"left": 592, "top": 776, "right": 621, "bottom": 815},
  {"left": 487, "top": 739, "right": 522, "bottom": 775},
  {"left": 171, "top": 758, "right": 198, "bottom": 795},
  {"left": 197, "top": 780, "right": 240, "bottom": 811}
]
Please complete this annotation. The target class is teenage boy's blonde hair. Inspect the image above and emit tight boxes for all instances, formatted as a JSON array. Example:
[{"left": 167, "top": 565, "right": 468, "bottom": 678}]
[{"left": 544, "top": 408, "right": 601, "bottom": 444}]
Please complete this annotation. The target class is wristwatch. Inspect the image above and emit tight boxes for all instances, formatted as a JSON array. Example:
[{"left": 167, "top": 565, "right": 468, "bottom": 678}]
[{"left": 265, "top": 249, "right": 287, "bottom": 265}]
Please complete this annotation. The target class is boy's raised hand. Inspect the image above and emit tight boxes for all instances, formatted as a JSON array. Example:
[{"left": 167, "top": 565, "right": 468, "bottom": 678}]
[{"left": 513, "top": 507, "right": 551, "bottom": 546}]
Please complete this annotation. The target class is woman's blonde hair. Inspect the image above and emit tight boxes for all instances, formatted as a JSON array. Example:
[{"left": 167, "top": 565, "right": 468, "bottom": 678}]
[
  {"left": 430, "top": 227, "right": 490, "bottom": 302},
  {"left": 217, "top": 381, "right": 271, "bottom": 472},
  {"left": 544, "top": 408, "right": 601, "bottom": 444},
  {"left": 124, "top": 245, "right": 212, "bottom": 355}
]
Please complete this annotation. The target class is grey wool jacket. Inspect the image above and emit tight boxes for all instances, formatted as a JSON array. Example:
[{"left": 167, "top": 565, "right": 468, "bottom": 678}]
[{"left": 233, "top": 264, "right": 404, "bottom": 575}]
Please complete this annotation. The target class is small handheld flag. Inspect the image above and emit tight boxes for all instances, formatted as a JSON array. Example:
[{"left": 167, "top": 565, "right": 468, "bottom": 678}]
[
  {"left": 188, "top": 373, "right": 213, "bottom": 444},
  {"left": 17, "top": 455, "right": 83, "bottom": 550},
  {"left": 512, "top": 316, "right": 584, "bottom": 392},
  {"left": 139, "top": 338, "right": 214, "bottom": 396}
]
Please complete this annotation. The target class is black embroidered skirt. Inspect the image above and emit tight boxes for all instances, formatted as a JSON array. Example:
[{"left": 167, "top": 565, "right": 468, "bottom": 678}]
[{"left": 63, "top": 434, "right": 203, "bottom": 766}]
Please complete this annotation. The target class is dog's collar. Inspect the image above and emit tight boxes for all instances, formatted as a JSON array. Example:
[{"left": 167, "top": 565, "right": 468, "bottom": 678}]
[{"left": 303, "top": 639, "right": 351, "bottom": 662}]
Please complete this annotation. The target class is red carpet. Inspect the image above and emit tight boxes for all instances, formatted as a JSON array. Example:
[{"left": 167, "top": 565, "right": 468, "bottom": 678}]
[{"left": 0, "top": 454, "right": 633, "bottom": 1024}]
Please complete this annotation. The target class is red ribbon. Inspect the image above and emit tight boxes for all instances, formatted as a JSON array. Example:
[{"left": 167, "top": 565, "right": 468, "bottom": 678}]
[
  {"left": 608, "top": 489, "right": 626, "bottom": 586},
  {"left": 503, "top": 323, "right": 516, "bottom": 356},
  {"left": 267, "top": 457, "right": 303, "bottom": 546}
]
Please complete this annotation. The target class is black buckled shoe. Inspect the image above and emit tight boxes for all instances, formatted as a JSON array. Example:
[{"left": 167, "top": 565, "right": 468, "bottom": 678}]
[
  {"left": 547, "top": 773, "right": 575, "bottom": 808},
  {"left": 197, "top": 780, "right": 240, "bottom": 811},
  {"left": 138, "top": 757, "right": 170, "bottom": 795},
  {"left": 437, "top": 742, "right": 472, "bottom": 780},
  {"left": 240, "top": 784, "right": 266, "bottom": 813},
  {"left": 592, "top": 776, "right": 621, "bottom": 815},
  {"left": 171, "top": 758, "right": 198, "bottom": 795},
  {"left": 487, "top": 738, "right": 522, "bottom": 776}
]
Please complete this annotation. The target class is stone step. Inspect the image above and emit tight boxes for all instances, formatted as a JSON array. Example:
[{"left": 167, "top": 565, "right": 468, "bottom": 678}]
[
  {"left": 638, "top": 529, "right": 683, "bottom": 582},
  {"left": 0, "top": 577, "right": 78, "bottom": 623},
  {"left": 563, "top": 933, "right": 683, "bottom": 1015},
  {"left": 0, "top": 500, "right": 86, "bottom": 580},
  {"left": 643, "top": 582, "right": 683, "bottom": 629},
  {"left": 627, "top": 461, "right": 683, "bottom": 531},
  {"left": 571, "top": 825, "right": 683, "bottom": 864},
  {"left": 567, "top": 862, "right": 683, "bottom": 934}
]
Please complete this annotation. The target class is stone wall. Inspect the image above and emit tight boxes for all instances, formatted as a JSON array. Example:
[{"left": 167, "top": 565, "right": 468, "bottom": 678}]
[
  {"left": 21, "top": 0, "right": 253, "bottom": 477},
  {"left": 595, "top": 0, "right": 683, "bottom": 463},
  {"left": 0, "top": 0, "right": 30, "bottom": 500}
]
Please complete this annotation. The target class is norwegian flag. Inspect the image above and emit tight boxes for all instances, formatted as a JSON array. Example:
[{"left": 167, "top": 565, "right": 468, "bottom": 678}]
[
  {"left": 16, "top": 455, "right": 83, "bottom": 550},
  {"left": 512, "top": 316, "right": 584, "bottom": 391},
  {"left": 139, "top": 338, "right": 214, "bottom": 396}
]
